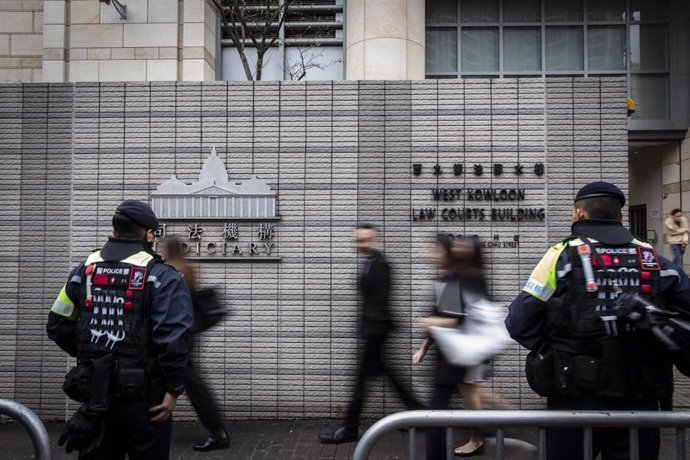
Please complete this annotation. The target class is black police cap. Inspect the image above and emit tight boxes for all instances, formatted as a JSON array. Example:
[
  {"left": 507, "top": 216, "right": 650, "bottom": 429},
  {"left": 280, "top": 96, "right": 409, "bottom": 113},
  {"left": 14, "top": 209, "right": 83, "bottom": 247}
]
[
  {"left": 115, "top": 200, "right": 159, "bottom": 231},
  {"left": 574, "top": 181, "right": 626, "bottom": 207}
]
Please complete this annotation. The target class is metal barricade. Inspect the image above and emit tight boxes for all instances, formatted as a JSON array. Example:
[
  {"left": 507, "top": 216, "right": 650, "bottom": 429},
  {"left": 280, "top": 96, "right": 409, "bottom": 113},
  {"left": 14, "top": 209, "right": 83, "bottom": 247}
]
[
  {"left": 352, "top": 410, "right": 690, "bottom": 460},
  {"left": 0, "top": 399, "right": 51, "bottom": 460}
]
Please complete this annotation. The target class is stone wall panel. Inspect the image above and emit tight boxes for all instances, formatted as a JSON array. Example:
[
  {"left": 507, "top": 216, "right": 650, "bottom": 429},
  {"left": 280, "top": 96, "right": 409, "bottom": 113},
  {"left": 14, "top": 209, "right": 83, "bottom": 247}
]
[{"left": 0, "top": 78, "right": 631, "bottom": 419}]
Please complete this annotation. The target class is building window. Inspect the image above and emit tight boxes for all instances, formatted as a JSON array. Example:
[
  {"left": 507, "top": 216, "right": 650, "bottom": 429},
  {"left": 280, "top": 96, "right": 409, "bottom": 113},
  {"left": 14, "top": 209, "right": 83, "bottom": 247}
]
[
  {"left": 461, "top": 0, "right": 498, "bottom": 23},
  {"left": 586, "top": 0, "right": 625, "bottom": 22},
  {"left": 503, "top": 0, "right": 540, "bottom": 22},
  {"left": 426, "top": 28, "right": 458, "bottom": 73},
  {"left": 503, "top": 28, "right": 541, "bottom": 73},
  {"left": 629, "top": 25, "right": 669, "bottom": 71},
  {"left": 425, "top": 0, "right": 671, "bottom": 120},
  {"left": 587, "top": 26, "right": 626, "bottom": 71},
  {"left": 545, "top": 27, "right": 583, "bottom": 71},
  {"left": 221, "top": 0, "right": 344, "bottom": 81},
  {"left": 461, "top": 28, "right": 499, "bottom": 73},
  {"left": 630, "top": 74, "right": 670, "bottom": 119},
  {"left": 545, "top": 0, "right": 583, "bottom": 22}
]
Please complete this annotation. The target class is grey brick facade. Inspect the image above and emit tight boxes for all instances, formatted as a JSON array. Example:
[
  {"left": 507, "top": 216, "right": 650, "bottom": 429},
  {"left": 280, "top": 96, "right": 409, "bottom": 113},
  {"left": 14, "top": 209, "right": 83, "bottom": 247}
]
[{"left": 0, "top": 78, "right": 633, "bottom": 421}]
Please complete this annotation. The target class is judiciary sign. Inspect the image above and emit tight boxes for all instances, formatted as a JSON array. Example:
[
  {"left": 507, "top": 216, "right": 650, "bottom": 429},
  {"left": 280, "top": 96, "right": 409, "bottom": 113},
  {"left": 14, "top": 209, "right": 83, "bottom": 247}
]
[{"left": 151, "top": 148, "right": 280, "bottom": 262}]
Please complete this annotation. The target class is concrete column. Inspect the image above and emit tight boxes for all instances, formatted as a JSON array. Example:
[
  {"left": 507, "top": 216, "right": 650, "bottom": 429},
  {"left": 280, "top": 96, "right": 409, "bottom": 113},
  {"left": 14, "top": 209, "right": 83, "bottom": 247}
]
[
  {"left": 42, "top": 0, "right": 67, "bottom": 82},
  {"left": 181, "top": 0, "right": 216, "bottom": 81},
  {"left": 346, "top": 0, "right": 424, "bottom": 80}
]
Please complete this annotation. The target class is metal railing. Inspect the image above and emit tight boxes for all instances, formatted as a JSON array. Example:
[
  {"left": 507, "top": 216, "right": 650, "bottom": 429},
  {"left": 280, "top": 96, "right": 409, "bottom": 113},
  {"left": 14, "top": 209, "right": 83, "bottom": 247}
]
[
  {"left": 0, "top": 399, "right": 51, "bottom": 460},
  {"left": 352, "top": 410, "right": 690, "bottom": 460}
]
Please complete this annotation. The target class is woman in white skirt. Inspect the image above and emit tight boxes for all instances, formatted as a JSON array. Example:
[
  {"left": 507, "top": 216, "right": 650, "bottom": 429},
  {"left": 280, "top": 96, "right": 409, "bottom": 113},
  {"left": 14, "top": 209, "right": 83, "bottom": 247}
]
[{"left": 414, "top": 234, "right": 488, "bottom": 458}]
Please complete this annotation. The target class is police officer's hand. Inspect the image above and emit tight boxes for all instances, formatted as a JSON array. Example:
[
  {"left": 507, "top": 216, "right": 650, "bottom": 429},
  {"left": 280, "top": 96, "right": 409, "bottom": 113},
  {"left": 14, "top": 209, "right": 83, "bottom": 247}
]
[
  {"left": 149, "top": 392, "right": 178, "bottom": 422},
  {"left": 58, "top": 405, "right": 105, "bottom": 454}
]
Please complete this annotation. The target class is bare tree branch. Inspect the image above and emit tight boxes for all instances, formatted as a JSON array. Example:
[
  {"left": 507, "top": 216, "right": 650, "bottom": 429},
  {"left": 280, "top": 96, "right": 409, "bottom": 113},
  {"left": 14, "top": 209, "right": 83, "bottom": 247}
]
[
  {"left": 209, "top": 0, "right": 337, "bottom": 81},
  {"left": 284, "top": 43, "right": 341, "bottom": 81},
  {"left": 265, "top": 0, "right": 292, "bottom": 50},
  {"left": 214, "top": 0, "right": 254, "bottom": 79}
]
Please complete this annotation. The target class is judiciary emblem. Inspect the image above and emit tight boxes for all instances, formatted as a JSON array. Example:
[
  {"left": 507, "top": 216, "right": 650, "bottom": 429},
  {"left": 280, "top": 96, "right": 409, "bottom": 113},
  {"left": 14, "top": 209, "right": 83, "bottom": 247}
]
[
  {"left": 152, "top": 147, "right": 277, "bottom": 221},
  {"left": 150, "top": 148, "right": 280, "bottom": 261}
]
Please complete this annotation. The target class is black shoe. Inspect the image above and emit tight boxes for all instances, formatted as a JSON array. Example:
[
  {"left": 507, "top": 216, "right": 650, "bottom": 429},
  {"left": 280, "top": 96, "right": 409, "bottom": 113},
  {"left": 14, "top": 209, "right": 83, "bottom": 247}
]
[
  {"left": 319, "top": 424, "right": 358, "bottom": 444},
  {"left": 193, "top": 430, "right": 230, "bottom": 452}
]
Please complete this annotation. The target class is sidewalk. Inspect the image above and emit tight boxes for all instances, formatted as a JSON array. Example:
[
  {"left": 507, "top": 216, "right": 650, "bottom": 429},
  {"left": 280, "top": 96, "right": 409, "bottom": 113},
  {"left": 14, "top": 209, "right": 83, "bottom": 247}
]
[{"left": 0, "top": 418, "right": 687, "bottom": 459}]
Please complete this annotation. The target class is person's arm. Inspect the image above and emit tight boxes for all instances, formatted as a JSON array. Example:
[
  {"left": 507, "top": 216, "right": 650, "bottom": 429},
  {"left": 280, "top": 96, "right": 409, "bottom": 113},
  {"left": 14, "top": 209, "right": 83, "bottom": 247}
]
[
  {"left": 46, "top": 264, "right": 84, "bottom": 357},
  {"left": 413, "top": 338, "right": 432, "bottom": 364},
  {"left": 505, "top": 242, "right": 567, "bottom": 350},
  {"left": 421, "top": 316, "right": 458, "bottom": 328},
  {"left": 659, "top": 256, "right": 690, "bottom": 315},
  {"left": 505, "top": 292, "right": 548, "bottom": 350},
  {"left": 148, "top": 265, "right": 193, "bottom": 420},
  {"left": 664, "top": 218, "right": 688, "bottom": 236}
]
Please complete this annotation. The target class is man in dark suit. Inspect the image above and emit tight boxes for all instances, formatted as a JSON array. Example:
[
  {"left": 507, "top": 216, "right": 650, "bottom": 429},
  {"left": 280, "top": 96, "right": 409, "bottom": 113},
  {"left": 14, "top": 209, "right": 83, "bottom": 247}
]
[{"left": 319, "top": 224, "right": 422, "bottom": 444}]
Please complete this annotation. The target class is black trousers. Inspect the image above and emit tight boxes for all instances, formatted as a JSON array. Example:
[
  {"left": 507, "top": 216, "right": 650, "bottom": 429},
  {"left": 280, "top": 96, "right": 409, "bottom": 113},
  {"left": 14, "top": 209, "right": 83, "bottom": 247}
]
[
  {"left": 79, "top": 399, "right": 172, "bottom": 460},
  {"left": 183, "top": 359, "right": 225, "bottom": 433},
  {"left": 344, "top": 337, "right": 420, "bottom": 427},
  {"left": 426, "top": 384, "right": 456, "bottom": 460},
  {"left": 546, "top": 394, "right": 660, "bottom": 460}
]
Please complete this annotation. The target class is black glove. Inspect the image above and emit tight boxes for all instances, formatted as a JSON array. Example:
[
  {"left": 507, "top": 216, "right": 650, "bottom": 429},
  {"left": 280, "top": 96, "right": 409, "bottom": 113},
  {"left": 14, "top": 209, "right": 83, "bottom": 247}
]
[{"left": 58, "top": 405, "right": 105, "bottom": 454}]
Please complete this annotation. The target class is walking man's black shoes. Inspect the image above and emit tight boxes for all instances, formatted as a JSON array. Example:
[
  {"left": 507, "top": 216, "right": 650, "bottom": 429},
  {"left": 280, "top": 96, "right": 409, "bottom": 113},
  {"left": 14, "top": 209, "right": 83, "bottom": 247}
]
[
  {"left": 193, "top": 429, "right": 230, "bottom": 451},
  {"left": 319, "top": 424, "right": 358, "bottom": 444}
]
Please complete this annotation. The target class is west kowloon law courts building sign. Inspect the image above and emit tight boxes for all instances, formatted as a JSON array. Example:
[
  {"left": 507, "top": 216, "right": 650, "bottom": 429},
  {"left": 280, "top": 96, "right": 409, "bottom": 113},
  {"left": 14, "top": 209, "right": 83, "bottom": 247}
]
[{"left": 1, "top": 79, "right": 630, "bottom": 420}]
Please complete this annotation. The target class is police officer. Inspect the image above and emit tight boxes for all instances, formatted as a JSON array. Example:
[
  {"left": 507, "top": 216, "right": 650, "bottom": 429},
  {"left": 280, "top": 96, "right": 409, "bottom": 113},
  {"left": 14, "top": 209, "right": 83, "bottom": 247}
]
[
  {"left": 47, "top": 200, "right": 193, "bottom": 459},
  {"left": 506, "top": 181, "right": 690, "bottom": 460}
]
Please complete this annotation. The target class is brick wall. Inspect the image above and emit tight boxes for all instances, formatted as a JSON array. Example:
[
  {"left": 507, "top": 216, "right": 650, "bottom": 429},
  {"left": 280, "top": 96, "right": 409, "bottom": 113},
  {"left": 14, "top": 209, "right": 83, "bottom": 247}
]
[
  {"left": 0, "top": 0, "right": 44, "bottom": 82},
  {"left": 0, "top": 78, "right": 630, "bottom": 421},
  {"left": 36, "top": 0, "right": 216, "bottom": 83}
]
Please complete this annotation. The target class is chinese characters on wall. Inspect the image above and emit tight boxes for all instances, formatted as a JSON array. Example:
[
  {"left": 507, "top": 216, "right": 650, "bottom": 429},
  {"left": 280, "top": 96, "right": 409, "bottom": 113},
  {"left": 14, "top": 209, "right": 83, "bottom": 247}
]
[
  {"left": 154, "top": 222, "right": 277, "bottom": 260},
  {"left": 414, "top": 162, "right": 545, "bottom": 178},
  {"left": 411, "top": 162, "right": 546, "bottom": 223}
]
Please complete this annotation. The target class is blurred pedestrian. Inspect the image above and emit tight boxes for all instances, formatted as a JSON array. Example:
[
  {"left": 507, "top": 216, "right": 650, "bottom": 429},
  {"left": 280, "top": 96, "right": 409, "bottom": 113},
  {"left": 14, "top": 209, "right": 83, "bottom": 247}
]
[
  {"left": 664, "top": 208, "right": 688, "bottom": 267},
  {"left": 319, "top": 223, "right": 423, "bottom": 444},
  {"left": 161, "top": 235, "right": 229, "bottom": 452},
  {"left": 414, "top": 234, "right": 488, "bottom": 458}
]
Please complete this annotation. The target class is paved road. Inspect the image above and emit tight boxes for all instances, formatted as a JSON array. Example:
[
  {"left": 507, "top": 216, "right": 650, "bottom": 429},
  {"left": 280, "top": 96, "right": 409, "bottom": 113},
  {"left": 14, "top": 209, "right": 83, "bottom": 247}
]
[{"left": 0, "top": 418, "right": 688, "bottom": 459}]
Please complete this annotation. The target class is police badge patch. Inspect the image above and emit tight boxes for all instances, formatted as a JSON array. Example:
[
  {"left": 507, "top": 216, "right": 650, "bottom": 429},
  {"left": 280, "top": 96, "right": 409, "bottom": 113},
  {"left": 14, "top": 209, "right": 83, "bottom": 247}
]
[
  {"left": 129, "top": 267, "right": 147, "bottom": 290},
  {"left": 638, "top": 247, "right": 661, "bottom": 271}
]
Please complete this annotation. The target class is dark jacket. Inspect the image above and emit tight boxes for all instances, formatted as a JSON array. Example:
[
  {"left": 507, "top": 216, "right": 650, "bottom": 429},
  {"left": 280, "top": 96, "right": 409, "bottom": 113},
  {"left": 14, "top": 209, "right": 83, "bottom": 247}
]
[
  {"left": 47, "top": 237, "right": 194, "bottom": 394},
  {"left": 506, "top": 220, "right": 690, "bottom": 353},
  {"left": 506, "top": 220, "right": 690, "bottom": 407},
  {"left": 359, "top": 250, "right": 393, "bottom": 339}
]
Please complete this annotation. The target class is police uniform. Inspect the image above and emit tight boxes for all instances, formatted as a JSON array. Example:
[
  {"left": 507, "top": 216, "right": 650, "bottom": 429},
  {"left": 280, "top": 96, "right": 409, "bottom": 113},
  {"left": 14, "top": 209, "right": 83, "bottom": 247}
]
[
  {"left": 506, "top": 182, "right": 690, "bottom": 460},
  {"left": 47, "top": 201, "right": 193, "bottom": 460}
]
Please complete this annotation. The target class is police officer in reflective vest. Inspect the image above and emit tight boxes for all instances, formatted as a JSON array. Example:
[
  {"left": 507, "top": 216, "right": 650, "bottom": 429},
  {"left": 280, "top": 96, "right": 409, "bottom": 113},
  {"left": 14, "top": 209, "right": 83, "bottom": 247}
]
[
  {"left": 47, "top": 200, "right": 193, "bottom": 459},
  {"left": 506, "top": 181, "right": 690, "bottom": 460}
]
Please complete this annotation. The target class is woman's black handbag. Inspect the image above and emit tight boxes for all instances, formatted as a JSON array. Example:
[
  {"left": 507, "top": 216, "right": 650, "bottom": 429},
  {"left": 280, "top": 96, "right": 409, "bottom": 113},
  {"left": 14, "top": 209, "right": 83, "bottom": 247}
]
[
  {"left": 436, "top": 275, "right": 465, "bottom": 318},
  {"left": 191, "top": 287, "right": 226, "bottom": 333}
]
